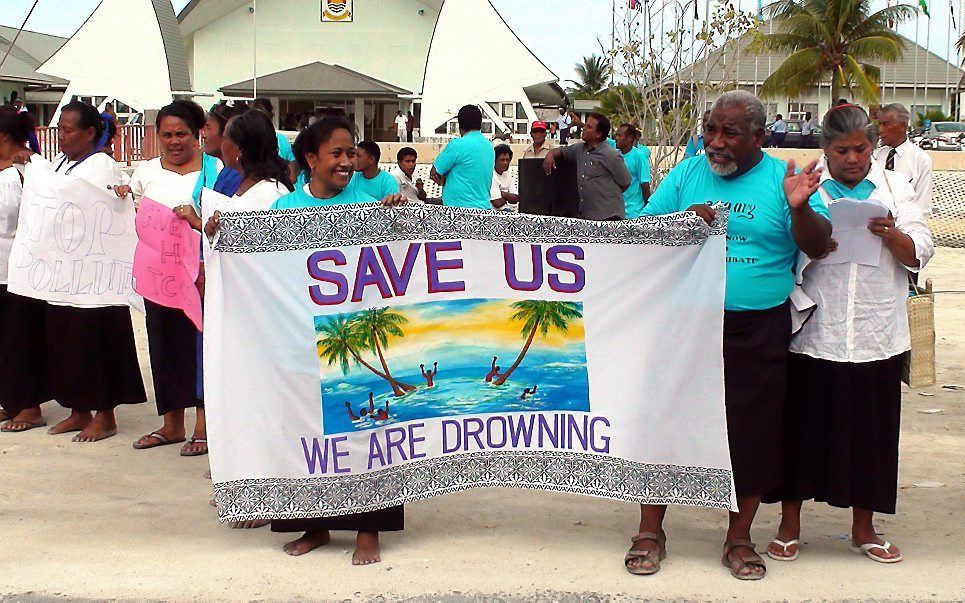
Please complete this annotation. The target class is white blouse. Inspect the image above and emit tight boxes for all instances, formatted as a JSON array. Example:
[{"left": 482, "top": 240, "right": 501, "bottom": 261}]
[
  {"left": 231, "top": 179, "right": 289, "bottom": 211},
  {"left": 128, "top": 157, "right": 201, "bottom": 209},
  {"left": 0, "top": 165, "right": 24, "bottom": 284},
  {"left": 52, "top": 152, "right": 126, "bottom": 190},
  {"left": 792, "top": 167, "right": 935, "bottom": 363}
]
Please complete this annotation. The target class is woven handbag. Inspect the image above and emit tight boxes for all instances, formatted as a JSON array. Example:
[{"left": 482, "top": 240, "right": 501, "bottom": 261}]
[{"left": 902, "top": 278, "right": 936, "bottom": 388}]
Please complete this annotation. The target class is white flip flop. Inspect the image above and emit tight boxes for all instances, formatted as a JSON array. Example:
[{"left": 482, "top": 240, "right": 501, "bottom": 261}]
[
  {"left": 850, "top": 541, "right": 903, "bottom": 563},
  {"left": 766, "top": 538, "right": 801, "bottom": 561}
]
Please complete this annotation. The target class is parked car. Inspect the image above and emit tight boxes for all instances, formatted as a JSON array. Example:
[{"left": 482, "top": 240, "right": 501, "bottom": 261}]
[
  {"left": 919, "top": 121, "right": 965, "bottom": 151},
  {"left": 763, "top": 120, "right": 823, "bottom": 148}
]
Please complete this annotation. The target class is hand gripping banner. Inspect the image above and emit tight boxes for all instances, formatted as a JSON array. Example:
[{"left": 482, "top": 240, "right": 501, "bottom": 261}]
[{"left": 204, "top": 205, "right": 733, "bottom": 522}]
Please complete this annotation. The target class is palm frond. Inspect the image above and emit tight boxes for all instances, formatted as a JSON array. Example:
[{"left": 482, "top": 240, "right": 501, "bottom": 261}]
[
  {"left": 840, "top": 54, "right": 881, "bottom": 103},
  {"left": 848, "top": 36, "right": 904, "bottom": 62}
]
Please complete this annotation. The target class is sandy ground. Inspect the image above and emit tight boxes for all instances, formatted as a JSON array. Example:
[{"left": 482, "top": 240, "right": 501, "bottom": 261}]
[{"left": 1, "top": 250, "right": 963, "bottom": 602}]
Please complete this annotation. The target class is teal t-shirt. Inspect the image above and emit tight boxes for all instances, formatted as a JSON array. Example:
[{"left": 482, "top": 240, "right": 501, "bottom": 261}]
[
  {"left": 348, "top": 169, "right": 399, "bottom": 200},
  {"left": 271, "top": 184, "right": 377, "bottom": 210},
  {"left": 643, "top": 153, "right": 830, "bottom": 311},
  {"left": 636, "top": 144, "right": 652, "bottom": 183},
  {"left": 433, "top": 130, "right": 495, "bottom": 209},
  {"left": 818, "top": 178, "right": 876, "bottom": 201},
  {"left": 277, "top": 133, "right": 295, "bottom": 163},
  {"left": 621, "top": 146, "right": 649, "bottom": 219}
]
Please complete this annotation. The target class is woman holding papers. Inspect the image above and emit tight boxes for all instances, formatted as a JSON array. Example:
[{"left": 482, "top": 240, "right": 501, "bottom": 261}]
[
  {"left": 765, "top": 105, "right": 933, "bottom": 564},
  {"left": 0, "top": 105, "right": 48, "bottom": 431},
  {"left": 218, "top": 116, "right": 403, "bottom": 565},
  {"left": 7, "top": 101, "right": 146, "bottom": 442},
  {"left": 115, "top": 100, "right": 209, "bottom": 456}
]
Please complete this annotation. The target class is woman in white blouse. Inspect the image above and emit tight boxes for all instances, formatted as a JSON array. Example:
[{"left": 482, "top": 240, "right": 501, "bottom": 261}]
[
  {"left": 8, "top": 101, "right": 146, "bottom": 442},
  {"left": 203, "top": 109, "right": 293, "bottom": 237},
  {"left": 115, "top": 100, "right": 212, "bottom": 456},
  {"left": 765, "top": 105, "right": 933, "bottom": 564}
]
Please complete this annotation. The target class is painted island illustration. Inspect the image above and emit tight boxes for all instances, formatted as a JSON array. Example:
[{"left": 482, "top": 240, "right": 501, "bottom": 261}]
[{"left": 314, "top": 298, "right": 590, "bottom": 434}]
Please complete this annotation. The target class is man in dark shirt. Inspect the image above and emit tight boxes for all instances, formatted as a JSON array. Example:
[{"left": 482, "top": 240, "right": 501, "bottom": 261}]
[{"left": 542, "top": 112, "right": 631, "bottom": 220}]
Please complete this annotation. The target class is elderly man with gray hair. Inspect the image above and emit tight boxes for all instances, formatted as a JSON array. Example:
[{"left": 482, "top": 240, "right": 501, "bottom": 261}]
[
  {"left": 624, "top": 90, "right": 832, "bottom": 581},
  {"left": 873, "top": 103, "right": 933, "bottom": 215}
]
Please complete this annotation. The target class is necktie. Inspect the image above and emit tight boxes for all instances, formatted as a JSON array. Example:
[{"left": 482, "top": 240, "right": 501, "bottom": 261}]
[{"left": 885, "top": 148, "right": 896, "bottom": 171}]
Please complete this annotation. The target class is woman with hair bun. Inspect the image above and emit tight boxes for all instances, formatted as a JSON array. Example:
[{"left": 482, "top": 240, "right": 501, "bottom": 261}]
[
  {"left": 765, "top": 104, "right": 934, "bottom": 564},
  {"left": 114, "top": 99, "right": 210, "bottom": 456},
  {"left": 2, "top": 100, "right": 146, "bottom": 442}
]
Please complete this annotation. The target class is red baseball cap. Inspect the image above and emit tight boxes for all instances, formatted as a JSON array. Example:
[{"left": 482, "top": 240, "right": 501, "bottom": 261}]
[{"left": 531, "top": 120, "right": 548, "bottom": 131}]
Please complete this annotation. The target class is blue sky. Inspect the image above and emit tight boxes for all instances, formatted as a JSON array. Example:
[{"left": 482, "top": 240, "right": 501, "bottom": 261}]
[{"left": 2, "top": 0, "right": 961, "bottom": 83}]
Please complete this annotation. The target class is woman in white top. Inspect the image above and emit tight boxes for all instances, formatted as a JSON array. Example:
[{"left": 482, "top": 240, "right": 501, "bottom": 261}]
[
  {"left": 214, "top": 109, "right": 293, "bottom": 213},
  {"left": 0, "top": 105, "right": 47, "bottom": 431},
  {"left": 115, "top": 100, "right": 212, "bottom": 456},
  {"left": 764, "top": 105, "right": 933, "bottom": 564},
  {"left": 15, "top": 101, "right": 146, "bottom": 442}
]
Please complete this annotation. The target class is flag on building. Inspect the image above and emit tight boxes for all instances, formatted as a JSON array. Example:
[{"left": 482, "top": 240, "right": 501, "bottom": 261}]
[
  {"left": 629, "top": 0, "right": 643, "bottom": 10},
  {"left": 919, "top": 0, "right": 930, "bottom": 17}
]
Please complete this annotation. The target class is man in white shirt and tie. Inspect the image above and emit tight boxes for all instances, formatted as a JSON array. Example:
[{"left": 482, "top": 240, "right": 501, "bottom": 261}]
[{"left": 872, "top": 103, "right": 933, "bottom": 216}]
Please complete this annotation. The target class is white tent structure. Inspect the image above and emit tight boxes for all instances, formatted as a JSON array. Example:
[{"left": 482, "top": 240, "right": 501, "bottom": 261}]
[
  {"left": 419, "top": 0, "right": 563, "bottom": 133},
  {"left": 38, "top": 0, "right": 190, "bottom": 123}
]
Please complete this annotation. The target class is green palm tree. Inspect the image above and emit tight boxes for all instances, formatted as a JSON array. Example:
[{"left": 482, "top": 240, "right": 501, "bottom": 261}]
[
  {"left": 758, "top": 0, "right": 916, "bottom": 105},
  {"left": 315, "top": 315, "right": 395, "bottom": 382},
  {"left": 494, "top": 301, "right": 584, "bottom": 386},
  {"left": 568, "top": 54, "right": 611, "bottom": 98},
  {"left": 353, "top": 308, "right": 416, "bottom": 396}
]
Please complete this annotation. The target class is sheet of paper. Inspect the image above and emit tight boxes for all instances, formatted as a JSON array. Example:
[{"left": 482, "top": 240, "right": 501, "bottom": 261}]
[{"left": 824, "top": 197, "right": 890, "bottom": 267}]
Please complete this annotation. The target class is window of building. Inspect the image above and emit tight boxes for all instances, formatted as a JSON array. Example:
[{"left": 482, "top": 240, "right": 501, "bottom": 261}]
[{"left": 787, "top": 102, "right": 818, "bottom": 120}]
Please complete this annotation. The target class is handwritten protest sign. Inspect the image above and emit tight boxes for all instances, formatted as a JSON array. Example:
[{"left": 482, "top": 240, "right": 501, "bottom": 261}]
[
  {"left": 133, "top": 196, "right": 202, "bottom": 329},
  {"left": 205, "top": 204, "right": 732, "bottom": 522},
  {"left": 8, "top": 161, "right": 141, "bottom": 309}
]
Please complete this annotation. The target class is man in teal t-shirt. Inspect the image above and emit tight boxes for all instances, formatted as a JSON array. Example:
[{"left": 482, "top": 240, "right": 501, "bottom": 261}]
[
  {"left": 625, "top": 91, "right": 831, "bottom": 581},
  {"left": 349, "top": 140, "right": 400, "bottom": 200},
  {"left": 612, "top": 124, "right": 651, "bottom": 218},
  {"left": 430, "top": 105, "right": 495, "bottom": 209}
]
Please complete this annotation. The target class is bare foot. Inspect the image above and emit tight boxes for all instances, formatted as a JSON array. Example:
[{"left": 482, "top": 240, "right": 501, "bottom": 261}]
[
  {"left": 282, "top": 530, "right": 331, "bottom": 556},
  {"left": 1, "top": 407, "right": 46, "bottom": 433},
  {"left": 72, "top": 410, "right": 118, "bottom": 443},
  {"left": 48, "top": 411, "right": 92, "bottom": 435},
  {"left": 230, "top": 520, "right": 269, "bottom": 529},
  {"left": 353, "top": 531, "right": 381, "bottom": 565}
]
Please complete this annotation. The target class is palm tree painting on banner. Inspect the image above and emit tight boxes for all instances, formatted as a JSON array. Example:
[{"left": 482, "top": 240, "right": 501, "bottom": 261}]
[
  {"left": 314, "top": 299, "right": 590, "bottom": 435},
  {"left": 758, "top": 0, "right": 917, "bottom": 104}
]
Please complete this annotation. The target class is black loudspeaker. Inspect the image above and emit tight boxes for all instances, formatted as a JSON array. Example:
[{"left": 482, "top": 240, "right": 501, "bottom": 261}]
[{"left": 518, "top": 158, "right": 579, "bottom": 218}]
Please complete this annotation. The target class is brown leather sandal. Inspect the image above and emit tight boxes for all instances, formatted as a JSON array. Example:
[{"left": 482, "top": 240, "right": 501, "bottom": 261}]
[
  {"left": 722, "top": 538, "right": 767, "bottom": 580},
  {"left": 625, "top": 531, "right": 667, "bottom": 575}
]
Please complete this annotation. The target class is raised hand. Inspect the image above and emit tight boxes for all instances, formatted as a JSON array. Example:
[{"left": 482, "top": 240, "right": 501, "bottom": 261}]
[{"left": 783, "top": 158, "right": 823, "bottom": 210}]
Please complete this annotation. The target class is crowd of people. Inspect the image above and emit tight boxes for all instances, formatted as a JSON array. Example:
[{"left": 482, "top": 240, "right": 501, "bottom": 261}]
[{"left": 0, "top": 88, "right": 935, "bottom": 574}]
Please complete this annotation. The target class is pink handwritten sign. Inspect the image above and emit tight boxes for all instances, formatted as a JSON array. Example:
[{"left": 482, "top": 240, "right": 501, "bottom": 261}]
[{"left": 133, "top": 197, "right": 202, "bottom": 330}]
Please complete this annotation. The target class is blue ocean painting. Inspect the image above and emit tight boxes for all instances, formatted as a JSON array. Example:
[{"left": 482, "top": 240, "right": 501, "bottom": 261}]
[{"left": 314, "top": 298, "right": 590, "bottom": 435}]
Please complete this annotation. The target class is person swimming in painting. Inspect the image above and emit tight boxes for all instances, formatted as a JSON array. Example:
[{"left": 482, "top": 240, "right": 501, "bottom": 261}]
[
  {"left": 485, "top": 357, "right": 501, "bottom": 383},
  {"left": 420, "top": 363, "right": 438, "bottom": 387},
  {"left": 521, "top": 386, "right": 539, "bottom": 400},
  {"left": 344, "top": 402, "right": 360, "bottom": 421},
  {"left": 368, "top": 392, "right": 390, "bottom": 421}
]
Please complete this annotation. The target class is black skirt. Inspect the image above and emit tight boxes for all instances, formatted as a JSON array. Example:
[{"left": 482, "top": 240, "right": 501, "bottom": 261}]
[
  {"left": 764, "top": 353, "right": 903, "bottom": 514},
  {"left": 723, "top": 301, "right": 791, "bottom": 496},
  {"left": 0, "top": 287, "right": 50, "bottom": 413},
  {"left": 43, "top": 303, "right": 146, "bottom": 411},
  {"left": 271, "top": 506, "right": 404, "bottom": 533},
  {"left": 144, "top": 299, "right": 202, "bottom": 415}
]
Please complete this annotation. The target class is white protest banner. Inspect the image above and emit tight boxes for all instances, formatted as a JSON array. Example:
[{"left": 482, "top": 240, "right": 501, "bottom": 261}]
[
  {"left": 205, "top": 205, "right": 733, "bottom": 522},
  {"left": 8, "top": 161, "right": 140, "bottom": 308}
]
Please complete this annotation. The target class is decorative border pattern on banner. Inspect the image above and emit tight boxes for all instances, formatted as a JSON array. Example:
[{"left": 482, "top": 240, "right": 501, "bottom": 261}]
[
  {"left": 211, "top": 451, "right": 733, "bottom": 522},
  {"left": 214, "top": 205, "right": 729, "bottom": 253}
]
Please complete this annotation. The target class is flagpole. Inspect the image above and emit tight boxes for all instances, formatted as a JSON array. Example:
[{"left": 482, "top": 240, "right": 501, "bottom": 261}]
[
  {"left": 924, "top": 11, "right": 932, "bottom": 113},
  {"left": 947, "top": 0, "right": 953, "bottom": 113},
  {"left": 253, "top": 0, "right": 258, "bottom": 100},
  {"left": 913, "top": 11, "right": 920, "bottom": 111},
  {"left": 611, "top": 0, "right": 616, "bottom": 86}
]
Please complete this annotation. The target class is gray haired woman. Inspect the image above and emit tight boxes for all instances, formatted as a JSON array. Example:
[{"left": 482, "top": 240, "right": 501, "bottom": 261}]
[{"left": 764, "top": 104, "right": 933, "bottom": 564}]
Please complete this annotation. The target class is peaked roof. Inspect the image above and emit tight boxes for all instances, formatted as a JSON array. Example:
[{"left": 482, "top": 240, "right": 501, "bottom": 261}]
[
  {"left": 38, "top": 0, "right": 192, "bottom": 109},
  {"left": 677, "top": 31, "right": 965, "bottom": 88},
  {"left": 219, "top": 62, "right": 412, "bottom": 97},
  {"left": 419, "top": 0, "right": 563, "bottom": 130},
  {"left": 0, "top": 26, "right": 67, "bottom": 85}
]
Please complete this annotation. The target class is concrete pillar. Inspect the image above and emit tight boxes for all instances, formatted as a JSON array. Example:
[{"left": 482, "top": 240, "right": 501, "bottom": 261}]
[
  {"left": 354, "top": 97, "right": 365, "bottom": 140},
  {"left": 270, "top": 96, "right": 281, "bottom": 128}
]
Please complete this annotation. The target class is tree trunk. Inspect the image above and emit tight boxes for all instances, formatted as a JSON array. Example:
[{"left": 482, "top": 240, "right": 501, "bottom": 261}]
[
  {"left": 372, "top": 331, "right": 416, "bottom": 396},
  {"left": 831, "top": 69, "right": 842, "bottom": 104},
  {"left": 493, "top": 320, "right": 540, "bottom": 386},
  {"left": 349, "top": 349, "right": 392, "bottom": 381}
]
